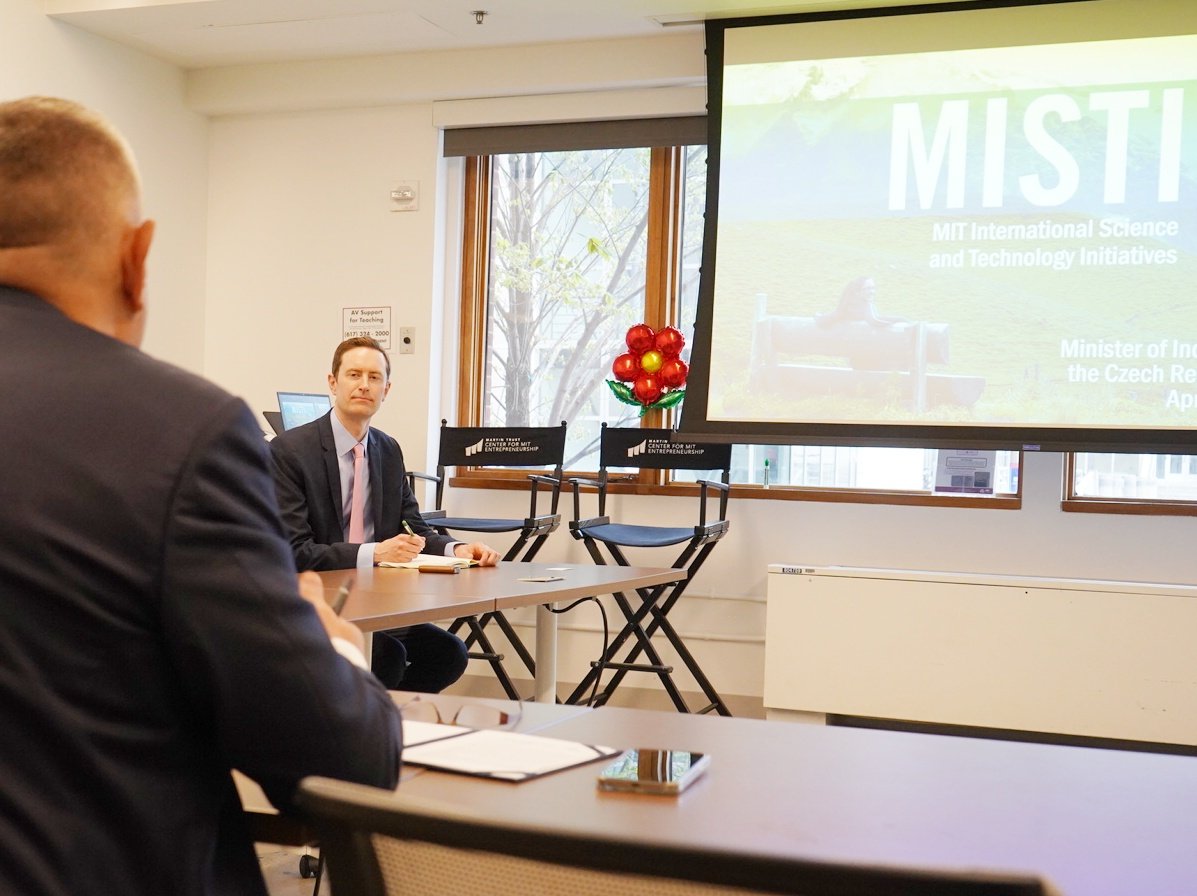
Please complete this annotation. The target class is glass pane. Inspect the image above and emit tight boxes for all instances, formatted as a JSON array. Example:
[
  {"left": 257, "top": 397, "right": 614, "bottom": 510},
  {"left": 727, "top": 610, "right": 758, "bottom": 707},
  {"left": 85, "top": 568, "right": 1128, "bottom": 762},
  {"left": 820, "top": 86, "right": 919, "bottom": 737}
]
[
  {"left": 675, "top": 445, "right": 1019, "bottom": 494},
  {"left": 676, "top": 144, "right": 707, "bottom": 363},
  {"left": 1072, "top": 453, "right": 1197, "bottom": 500},
  {"left": 482, "top": 149, "right": 647, "bottom": 470}
]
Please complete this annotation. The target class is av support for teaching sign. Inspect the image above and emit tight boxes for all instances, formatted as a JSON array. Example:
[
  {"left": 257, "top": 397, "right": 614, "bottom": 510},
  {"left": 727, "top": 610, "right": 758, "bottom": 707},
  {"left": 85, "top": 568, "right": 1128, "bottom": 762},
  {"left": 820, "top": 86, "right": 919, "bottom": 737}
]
[{"left": 343, "top": 307, "right": 391, "bottom": 350}]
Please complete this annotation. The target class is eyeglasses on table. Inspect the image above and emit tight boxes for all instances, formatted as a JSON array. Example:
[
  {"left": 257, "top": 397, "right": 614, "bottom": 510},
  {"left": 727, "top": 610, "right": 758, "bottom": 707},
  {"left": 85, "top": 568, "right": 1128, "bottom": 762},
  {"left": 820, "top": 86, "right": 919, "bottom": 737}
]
[{"left": 397, "top": 696, "right": 523, "bottom": 731}]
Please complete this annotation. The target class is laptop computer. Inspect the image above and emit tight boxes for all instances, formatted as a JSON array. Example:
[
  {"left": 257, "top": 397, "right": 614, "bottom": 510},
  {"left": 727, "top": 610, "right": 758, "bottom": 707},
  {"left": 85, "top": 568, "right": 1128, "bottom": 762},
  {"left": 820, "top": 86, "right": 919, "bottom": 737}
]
[
  {"left": 262, "top": 410, "right": 286, "bottom": 436},
  {"left": 276, "top": 391, "right": 332, "bottom": 432}
]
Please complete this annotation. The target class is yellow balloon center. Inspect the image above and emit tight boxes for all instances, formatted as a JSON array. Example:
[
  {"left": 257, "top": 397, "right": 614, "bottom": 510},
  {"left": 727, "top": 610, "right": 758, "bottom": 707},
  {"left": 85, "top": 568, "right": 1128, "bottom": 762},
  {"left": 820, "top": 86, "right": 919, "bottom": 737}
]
[{"left": 640, "top": 350, "right": 664, "bottom": 374}]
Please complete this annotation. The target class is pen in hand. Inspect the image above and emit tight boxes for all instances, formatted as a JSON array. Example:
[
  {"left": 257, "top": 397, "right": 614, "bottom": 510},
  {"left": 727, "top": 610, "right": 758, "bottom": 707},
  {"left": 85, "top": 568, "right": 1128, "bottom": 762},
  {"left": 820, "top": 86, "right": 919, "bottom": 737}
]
[
  {"left": 330, "top": 574, "right": 354, "bottom": 616},
  {"left": 401, "top": 519, "right": 425, "bottom": 562}
]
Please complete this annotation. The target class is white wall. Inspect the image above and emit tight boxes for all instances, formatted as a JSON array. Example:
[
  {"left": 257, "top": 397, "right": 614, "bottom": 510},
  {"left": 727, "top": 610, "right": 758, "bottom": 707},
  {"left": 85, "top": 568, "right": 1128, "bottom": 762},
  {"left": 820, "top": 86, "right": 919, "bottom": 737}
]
[
  {"left": 199, "top": 33, "right": 707, "bottom": 474},
  {"left": 11, "top": 1, "right": 1192, "bottom": 711},
  {"left": 195, "top": 15, "right": 1195, "bottom": 706},
  {"left": 204, "top": 103, "right": 443, "bottom": 460},
  {"left": 1, "top": 2, "right": 209, "bottom": 373}
]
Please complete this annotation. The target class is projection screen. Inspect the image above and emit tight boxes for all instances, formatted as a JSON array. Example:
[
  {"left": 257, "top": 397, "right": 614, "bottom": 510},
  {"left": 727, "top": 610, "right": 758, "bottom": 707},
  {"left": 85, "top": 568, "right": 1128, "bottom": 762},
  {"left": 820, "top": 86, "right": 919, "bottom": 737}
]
[{"left": 679, "top": 0, "right": 1197, "bottom": 452}]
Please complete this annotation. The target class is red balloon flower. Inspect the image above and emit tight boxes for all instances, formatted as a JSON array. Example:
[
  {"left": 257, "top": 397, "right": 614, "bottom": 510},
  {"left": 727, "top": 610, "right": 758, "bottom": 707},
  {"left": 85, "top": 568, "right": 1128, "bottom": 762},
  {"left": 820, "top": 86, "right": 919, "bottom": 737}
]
[
  {"left": 625, "top": 323, "right": 656, "bottom": 354},
  {"left": 611, "top": 352, "right": 640, "bottom": 382},
  {"left": 658, "top": 357, "right": 689, "bottom": 388},
  {"left": 606, "top": 323, "right": 688, "bottom": 415},
  {"left": 632, "top": 374, "right": 663, "bottom": 405},
  {"left": 653, "top": 326, "right": 686, "bottom": 358}
]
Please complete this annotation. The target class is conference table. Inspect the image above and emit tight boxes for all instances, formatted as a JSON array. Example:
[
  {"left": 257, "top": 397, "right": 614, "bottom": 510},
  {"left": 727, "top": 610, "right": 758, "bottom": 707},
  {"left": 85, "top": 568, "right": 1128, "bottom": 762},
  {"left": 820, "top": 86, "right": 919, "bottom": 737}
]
[
  {"left": 316, "top": 561, "right": 687, "bottom": 703},
  {"left": 237, "top": 690, "right": 590, "bottom": 847},
  {"left": 242, "top": 688, "right": 1197, "bottom": 895},
  {"left": 392, "top": 702, "right": 1197, "bottom": 896}
]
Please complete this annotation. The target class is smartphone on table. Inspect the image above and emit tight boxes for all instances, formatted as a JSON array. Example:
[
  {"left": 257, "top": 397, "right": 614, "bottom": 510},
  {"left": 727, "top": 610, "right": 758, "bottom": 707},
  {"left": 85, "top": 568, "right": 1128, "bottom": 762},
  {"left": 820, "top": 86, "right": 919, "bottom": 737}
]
[{"left": 596, "top": 748, "right": 710, "bottom": 795}]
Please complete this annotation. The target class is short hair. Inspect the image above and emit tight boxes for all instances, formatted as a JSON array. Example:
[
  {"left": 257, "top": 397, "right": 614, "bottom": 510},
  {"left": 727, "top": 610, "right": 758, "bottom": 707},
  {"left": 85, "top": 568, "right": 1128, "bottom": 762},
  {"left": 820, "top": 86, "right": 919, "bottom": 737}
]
[
  {"left": 332, "top": 336, "right": 391, "bottom": 380},
  {"left": 0, "top": 96, "right": 140, "bottom": 250}
]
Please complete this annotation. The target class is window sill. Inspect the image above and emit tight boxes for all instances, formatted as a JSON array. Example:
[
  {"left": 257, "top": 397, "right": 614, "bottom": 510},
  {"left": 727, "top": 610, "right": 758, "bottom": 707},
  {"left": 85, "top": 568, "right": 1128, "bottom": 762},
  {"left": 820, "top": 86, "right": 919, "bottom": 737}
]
[{"left": 1061, "top": 498, "right": 1197, "bottom": 517}]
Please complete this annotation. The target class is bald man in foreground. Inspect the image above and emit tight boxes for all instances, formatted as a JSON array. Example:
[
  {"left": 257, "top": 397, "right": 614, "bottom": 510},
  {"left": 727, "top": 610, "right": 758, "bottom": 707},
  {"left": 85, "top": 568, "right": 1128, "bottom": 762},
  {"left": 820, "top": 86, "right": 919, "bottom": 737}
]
[{"left": 0, "top": 96, "right": 402, "bottom": 896}]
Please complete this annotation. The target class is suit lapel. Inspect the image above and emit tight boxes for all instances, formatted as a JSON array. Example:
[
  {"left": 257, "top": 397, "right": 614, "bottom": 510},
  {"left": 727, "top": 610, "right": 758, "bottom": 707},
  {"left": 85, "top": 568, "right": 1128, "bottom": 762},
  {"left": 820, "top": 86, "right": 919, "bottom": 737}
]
[
  {"left": 316, "top": 415, "right": 345, "bottom": 538},
  {"left": 367, "top": 434, "right": 387, "bottom": 537}
]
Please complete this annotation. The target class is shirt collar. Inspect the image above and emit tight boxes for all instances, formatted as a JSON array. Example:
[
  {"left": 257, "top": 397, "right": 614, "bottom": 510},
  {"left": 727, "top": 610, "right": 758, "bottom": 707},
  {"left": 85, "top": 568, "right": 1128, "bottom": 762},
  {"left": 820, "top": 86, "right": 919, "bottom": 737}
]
[{"left": 329, "top": 412, "right": 369, "bottom": 458}]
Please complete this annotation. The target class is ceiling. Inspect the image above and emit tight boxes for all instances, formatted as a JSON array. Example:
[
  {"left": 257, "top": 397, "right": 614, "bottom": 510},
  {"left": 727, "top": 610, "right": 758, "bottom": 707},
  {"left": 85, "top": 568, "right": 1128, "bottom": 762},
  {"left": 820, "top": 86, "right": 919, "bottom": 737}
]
[{"left": 47, "top": 0, "right": 974, "bottom": 69}]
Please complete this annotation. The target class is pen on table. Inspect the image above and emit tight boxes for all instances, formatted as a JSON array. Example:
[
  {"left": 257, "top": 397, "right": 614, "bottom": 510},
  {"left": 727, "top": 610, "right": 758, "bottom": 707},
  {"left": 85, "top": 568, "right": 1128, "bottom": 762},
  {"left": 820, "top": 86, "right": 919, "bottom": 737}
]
[{"left": 330, "top": 574, "right": 354, "bottom": 616}]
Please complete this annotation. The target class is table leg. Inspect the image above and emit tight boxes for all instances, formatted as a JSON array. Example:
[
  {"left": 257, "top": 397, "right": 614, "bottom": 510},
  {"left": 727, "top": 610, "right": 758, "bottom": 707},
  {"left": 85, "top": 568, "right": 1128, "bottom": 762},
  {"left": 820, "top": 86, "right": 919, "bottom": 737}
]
[{"left": 534, "top": 602, "right": 557, "bottom": 703}]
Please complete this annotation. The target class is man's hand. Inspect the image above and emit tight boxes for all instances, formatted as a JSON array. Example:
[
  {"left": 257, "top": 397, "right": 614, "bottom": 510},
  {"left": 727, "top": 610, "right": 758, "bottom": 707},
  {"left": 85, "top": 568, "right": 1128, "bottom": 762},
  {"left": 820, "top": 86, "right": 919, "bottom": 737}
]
[
  {"left": 373, "top": 533, "right": 425, "bottom": 564},
  {"left": 454, "top": 542, "right": 501, "bottom": 567},
  {"left": 296, "top": 571, "right": 366, "bottom": 653}
]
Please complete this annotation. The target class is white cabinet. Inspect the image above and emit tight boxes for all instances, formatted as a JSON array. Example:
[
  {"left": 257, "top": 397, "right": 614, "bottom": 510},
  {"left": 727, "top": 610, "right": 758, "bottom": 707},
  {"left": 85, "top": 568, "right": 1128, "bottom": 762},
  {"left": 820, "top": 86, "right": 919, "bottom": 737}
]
[{"left": 765, "top": 565, "right": 1197, "bottom": 746}]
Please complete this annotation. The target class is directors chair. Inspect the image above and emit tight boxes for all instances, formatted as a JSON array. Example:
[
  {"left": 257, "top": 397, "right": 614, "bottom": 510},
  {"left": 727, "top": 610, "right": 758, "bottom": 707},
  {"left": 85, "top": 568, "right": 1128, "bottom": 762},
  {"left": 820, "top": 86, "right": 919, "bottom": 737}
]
[
  {"left": 566, "top": 424, "right": 732, "bottom": 715},
  {"left": 408, "top": 420, "right": 566, "bottom": 699},
  {"left": 296, "top": 776, "right": 1059, "bottom": 896}
]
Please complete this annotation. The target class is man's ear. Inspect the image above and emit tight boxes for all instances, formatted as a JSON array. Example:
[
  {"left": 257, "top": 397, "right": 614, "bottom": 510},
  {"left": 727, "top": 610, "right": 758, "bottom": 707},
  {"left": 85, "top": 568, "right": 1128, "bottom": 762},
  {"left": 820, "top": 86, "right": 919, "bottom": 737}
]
[{"left": 120, "top": 218, "right": 155, "bottom": 314}]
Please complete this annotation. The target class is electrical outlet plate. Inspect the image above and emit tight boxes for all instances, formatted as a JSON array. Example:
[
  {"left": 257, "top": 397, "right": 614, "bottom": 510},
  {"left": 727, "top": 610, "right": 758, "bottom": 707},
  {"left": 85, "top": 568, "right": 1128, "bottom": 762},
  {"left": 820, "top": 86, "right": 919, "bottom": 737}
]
[{"left": 398, "top": 326, "right": 415, "bottom": 354}]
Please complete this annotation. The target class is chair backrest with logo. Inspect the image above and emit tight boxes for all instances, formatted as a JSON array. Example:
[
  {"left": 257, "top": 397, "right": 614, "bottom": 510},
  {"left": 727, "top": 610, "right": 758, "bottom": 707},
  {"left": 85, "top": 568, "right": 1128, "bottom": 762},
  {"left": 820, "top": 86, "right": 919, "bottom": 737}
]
[
  {"left": 595, "top": 425, "right": 732, "bottom": 518},
  {"left": 426, "top": 422, "right": 568, "bottom": 512}
]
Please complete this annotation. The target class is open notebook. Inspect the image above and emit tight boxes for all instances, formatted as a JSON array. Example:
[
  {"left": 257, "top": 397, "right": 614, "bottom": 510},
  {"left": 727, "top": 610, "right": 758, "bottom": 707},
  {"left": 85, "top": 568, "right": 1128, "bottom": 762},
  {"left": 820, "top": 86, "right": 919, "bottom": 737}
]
[
  {"left": 379, "top": 553, "right": 478, "bottom": 570},
  {"left": 401, "top": 719, "right": 619, "bottom": 783}
]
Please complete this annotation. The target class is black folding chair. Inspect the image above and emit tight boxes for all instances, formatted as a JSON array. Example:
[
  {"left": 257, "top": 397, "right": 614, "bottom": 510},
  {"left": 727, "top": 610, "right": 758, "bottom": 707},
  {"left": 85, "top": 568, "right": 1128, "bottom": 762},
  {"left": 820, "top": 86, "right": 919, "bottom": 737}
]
[
  {"left": 566, "top": 424, "right": 732, "bottom": 715},
  {"left": 408, "top": 421, "right": 566, "bottom": 699}
]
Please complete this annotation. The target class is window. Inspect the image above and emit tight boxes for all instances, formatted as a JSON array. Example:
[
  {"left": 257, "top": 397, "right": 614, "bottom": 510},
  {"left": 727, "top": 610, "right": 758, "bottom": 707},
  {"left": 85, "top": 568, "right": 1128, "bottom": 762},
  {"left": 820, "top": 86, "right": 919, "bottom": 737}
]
[
  {"left": 452, "top": 122, "right": 1019, "bottom": 503},
  {"left": 474, "top": 148, "right": 653, "bottom": 466},
  {"left": 679, "top": 444, "right": 1020, "bottom": 502},
  {"left": 1064, "top": 453, "right": 1197, "bottom": 515}
]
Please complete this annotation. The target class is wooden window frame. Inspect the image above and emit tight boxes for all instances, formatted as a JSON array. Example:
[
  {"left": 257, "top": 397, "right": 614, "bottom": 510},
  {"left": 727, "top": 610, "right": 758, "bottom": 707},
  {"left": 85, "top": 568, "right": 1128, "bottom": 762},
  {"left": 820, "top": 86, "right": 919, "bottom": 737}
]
[
  {"left": 1061, "top": 453, "right": 1197, "bottom": 516},
  {"left": 452, "top": 150, "right": 1022, "bottom": 508}
]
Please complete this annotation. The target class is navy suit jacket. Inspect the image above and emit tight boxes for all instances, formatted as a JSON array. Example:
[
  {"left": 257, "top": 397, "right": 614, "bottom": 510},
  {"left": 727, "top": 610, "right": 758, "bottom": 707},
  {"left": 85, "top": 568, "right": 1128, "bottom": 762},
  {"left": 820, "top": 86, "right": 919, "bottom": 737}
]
[
  {"left": 269, "top": 412, "right": 453, "bottom": 571},
  {"left": 0, "top": 286, "right": 402, "bottom": 896}
]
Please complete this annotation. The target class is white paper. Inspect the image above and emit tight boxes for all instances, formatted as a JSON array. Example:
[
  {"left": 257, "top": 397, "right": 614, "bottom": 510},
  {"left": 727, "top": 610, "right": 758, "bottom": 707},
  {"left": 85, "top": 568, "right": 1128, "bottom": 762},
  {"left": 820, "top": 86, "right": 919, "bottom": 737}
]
[
  {"left": 934, "top": 449, "right": 997, "bottom": 494},
  {"left": 402, "top": 728, "right": 620, "bottom": 781},
  {"left": 379, "top": 553, "right": 477, "bottom": 569}
]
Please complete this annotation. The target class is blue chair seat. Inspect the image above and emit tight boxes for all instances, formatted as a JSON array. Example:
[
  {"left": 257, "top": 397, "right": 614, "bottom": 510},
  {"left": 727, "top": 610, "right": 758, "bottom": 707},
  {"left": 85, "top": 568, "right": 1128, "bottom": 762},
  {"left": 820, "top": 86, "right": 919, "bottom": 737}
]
[
  {"left": 579, "top": 522, "right": 693, "bottom": 549},
  {"left": 433, "top": 516, "right": 524, "bottom": 534}
]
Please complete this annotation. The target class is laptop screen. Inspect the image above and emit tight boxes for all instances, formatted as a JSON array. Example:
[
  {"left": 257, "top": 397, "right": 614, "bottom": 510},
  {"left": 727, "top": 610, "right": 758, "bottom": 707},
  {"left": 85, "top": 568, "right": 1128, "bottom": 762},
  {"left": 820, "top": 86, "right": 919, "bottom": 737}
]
[{"left": 277, "top": 391, "right": 331, "bottom": 431}]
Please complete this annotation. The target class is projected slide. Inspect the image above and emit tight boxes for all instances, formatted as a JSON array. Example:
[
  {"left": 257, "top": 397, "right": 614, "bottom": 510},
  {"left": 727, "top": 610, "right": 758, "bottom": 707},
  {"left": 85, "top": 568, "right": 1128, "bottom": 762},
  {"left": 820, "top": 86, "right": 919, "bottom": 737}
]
[{"left": 707, "top": 31, "right": 1197, "bottom": 433}]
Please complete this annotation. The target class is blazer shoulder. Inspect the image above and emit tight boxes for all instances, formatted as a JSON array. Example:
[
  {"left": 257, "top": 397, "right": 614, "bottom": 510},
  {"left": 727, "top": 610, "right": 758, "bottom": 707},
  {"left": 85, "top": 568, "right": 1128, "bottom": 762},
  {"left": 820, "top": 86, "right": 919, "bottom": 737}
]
[
  {"left": 368, "top": 425, "right": 401, "bottom": 450},
  {"left": 367, "top": 425, "right": 407, "bottom": 465},
  {"left": 270, "top": 413, "right": 332, "bottom": 455}
]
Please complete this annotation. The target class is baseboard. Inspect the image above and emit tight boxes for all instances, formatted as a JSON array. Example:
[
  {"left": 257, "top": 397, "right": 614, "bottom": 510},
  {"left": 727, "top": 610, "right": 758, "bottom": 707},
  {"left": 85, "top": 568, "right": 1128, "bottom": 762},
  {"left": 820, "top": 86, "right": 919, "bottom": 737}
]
[{"left": 828, "top": 714, "right": 1197, "bottom": 756}]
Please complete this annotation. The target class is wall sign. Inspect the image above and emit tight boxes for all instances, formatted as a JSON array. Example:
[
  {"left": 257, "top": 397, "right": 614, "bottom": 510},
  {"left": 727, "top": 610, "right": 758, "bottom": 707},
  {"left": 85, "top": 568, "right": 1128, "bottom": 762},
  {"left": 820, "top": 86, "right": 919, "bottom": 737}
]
[
  {"left": 342, "top": 306, "right": 391, "bottom": 350},
  {"left": 934, "top": 449, "right": 996, "bottom": 495}
]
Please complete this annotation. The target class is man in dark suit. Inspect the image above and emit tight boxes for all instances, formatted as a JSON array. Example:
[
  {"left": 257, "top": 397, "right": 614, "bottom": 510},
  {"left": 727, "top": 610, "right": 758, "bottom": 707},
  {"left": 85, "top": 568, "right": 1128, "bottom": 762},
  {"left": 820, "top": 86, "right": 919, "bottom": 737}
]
[
  {"left": 270, "top": 336, "right": 500, "bottom": 692},
  {"left": 0, "top": 96, "right": 402, "bottom": 896}
]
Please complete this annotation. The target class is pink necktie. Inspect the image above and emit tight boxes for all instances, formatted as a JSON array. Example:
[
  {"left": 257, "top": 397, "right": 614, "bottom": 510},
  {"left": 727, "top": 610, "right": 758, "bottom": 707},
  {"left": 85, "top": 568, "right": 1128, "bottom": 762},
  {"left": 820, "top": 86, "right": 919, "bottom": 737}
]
[{"left": 348, "top": 443, "right": 366, "bottom": 543}]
